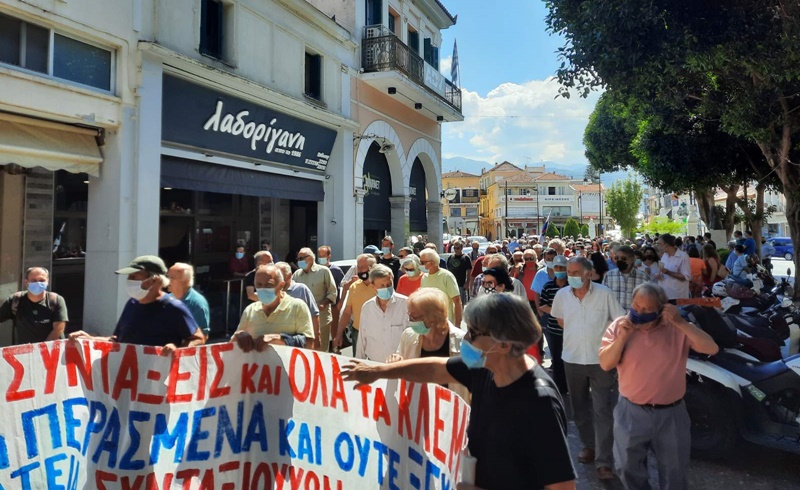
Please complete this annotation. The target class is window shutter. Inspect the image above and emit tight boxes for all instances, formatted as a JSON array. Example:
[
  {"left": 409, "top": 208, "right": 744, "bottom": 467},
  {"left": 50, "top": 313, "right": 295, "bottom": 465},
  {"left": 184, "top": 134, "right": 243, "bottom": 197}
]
[{"left": 424, "top": 38, "right": 432, "bottom": 65}]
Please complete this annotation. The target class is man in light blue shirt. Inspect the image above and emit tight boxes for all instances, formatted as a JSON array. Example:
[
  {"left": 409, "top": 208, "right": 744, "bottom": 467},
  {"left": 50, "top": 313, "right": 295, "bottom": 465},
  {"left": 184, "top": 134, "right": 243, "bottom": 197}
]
[
  {"left": 725, "top": 242, "right": 738, "bottom": 272},
  {"left": 167, "top": 263, "right": 211, "bottom": 337},
  {"left": 731, "top": 245, "right": 750, "bottom": 279}
]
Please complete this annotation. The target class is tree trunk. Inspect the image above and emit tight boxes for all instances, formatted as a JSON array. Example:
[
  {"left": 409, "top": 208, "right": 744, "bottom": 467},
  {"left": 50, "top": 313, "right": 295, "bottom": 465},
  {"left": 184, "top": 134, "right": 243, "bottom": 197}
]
[
  {"left": 695, "top": 189, "right": 721, "bottom": 229},
  {"left": 718, "top": 184, "right": 740, "bottom": 241},
  {"left": 736, "top": 182, "right": 766, "bottom": 257}
]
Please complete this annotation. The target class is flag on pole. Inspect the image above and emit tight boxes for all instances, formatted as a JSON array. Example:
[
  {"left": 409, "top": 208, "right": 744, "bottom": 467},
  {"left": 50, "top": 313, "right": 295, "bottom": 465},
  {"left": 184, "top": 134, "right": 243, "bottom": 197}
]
[
  {"left": 451, "top": 39, "right": 460, "bottom": 87},
  {"left": 539, "top": 211, "right": 552, "bottom": 243}
]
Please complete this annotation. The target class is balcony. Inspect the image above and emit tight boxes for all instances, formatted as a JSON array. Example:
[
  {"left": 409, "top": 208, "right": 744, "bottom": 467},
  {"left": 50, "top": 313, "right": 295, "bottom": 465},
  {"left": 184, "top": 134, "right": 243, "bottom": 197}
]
[{"left": 362, "top": 25, "right": 463, "bottom": 122}]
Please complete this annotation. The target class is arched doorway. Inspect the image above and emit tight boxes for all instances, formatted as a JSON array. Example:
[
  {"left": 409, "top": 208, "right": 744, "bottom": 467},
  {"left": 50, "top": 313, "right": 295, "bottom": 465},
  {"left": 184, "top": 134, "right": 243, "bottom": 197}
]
[
  {"left": 409, "top": 158, "right": 427, "bottom": 237},
  {"left": 362, "top": 142, "right": 392, "bottom": 246}
]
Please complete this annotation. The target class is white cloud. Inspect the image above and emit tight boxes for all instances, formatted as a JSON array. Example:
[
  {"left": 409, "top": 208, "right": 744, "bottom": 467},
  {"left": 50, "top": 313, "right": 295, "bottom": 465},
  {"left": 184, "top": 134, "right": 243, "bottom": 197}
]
[
  {"left": 443, "top": 77, "right": 602, "bottom": 169},
  {"left": 440, "top": 56, "right": 452, "bottom": 78}
]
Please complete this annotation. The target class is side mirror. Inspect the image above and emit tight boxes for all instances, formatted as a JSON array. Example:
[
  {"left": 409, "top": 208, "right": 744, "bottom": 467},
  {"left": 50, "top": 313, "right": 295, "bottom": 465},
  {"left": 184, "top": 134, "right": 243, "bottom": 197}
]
[{"left": 788, "top": 267, "right": 792, "bottom": 277}]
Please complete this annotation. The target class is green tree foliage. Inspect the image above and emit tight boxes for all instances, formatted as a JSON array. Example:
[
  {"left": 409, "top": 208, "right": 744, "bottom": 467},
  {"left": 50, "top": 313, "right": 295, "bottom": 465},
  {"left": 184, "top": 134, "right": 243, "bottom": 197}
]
[
  {"left": 546, "top": 223, "right": 560, "bottom": 239},
  {"left": 639, "top": 217, "right": 686, "bottom": 236},
  {"left": 606, "top": 177, "right": 643, "bottom": 238},
  {"left": 545, "top": 0, "right": 800, "bottom": 295},
  {"left": 580, "top": 223, "right": 590, "bottom": 236},
  {"left": 563, "top": 218, "right": 581, "bottom": 238}
]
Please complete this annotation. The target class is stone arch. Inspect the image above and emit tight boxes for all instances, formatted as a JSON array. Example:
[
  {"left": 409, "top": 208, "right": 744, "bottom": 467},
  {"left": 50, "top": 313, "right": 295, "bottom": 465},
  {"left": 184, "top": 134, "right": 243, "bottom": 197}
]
[
  {"left": 355, "top": 120, "right": 405, "bottom": 196},
  {"left": 404, "top": 137, "right": 440, "bottom": 200}
]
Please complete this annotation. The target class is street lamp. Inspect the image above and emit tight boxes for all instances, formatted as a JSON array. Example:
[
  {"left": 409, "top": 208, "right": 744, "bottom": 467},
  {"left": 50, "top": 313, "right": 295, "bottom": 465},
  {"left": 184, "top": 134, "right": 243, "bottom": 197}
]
[{"left": 580, "top": 178, "right": 589, "bottom": 227}]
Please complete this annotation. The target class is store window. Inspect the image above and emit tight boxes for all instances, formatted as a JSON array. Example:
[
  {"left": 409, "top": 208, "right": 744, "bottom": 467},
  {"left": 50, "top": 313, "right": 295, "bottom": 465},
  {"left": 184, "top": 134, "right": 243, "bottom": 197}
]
[
  {"left": 0, "top": 12, "right": 113, "bottom": 91},
  {"left": 451, "top": 207, "right": 462, "bottom": 217},
  {"left": 53, "top": 171, "right": 88, "bottom": 260}
]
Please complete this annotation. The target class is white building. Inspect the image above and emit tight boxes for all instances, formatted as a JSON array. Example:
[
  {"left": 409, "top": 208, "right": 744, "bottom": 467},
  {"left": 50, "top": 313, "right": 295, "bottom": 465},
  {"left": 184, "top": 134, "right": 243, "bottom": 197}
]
[{"left": 0, "top": 0, "right": 459, "bottom": 339}]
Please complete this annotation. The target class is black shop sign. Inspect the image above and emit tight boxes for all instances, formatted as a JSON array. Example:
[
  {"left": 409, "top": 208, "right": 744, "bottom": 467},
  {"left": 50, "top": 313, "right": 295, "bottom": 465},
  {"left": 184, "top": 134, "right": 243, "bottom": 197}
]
[{"left": 162, "top": 75, "right": 337, "bottom": 172}]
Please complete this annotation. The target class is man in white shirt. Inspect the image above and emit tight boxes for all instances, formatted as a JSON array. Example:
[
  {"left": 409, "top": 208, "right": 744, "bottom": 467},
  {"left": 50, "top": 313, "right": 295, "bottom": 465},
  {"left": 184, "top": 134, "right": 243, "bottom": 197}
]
[
  {"left": 355, "top": 265, "right": 408, "bottom": 362},
  {"left": 551, "top": 256, "right": 626, "bottom": 481},
  {"left": 654, "top": 234, "right": 691, "bottom": 301}
]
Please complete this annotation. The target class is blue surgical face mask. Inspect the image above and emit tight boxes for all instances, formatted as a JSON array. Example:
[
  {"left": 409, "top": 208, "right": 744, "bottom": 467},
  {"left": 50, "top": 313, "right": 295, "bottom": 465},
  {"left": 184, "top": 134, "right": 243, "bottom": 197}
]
[
  {"left": 409, "top": 320, "right": 430, "bottom": 335},
  {"left": 419, "top": 266, "right": 428, "bottom": 274},
  {"left": 256, "top": 288, "right": 277, "bottom": 305},
  {"left": 27, "top": 281, "right": 48, "bottom": 295},
  {"left": 545, "top": 261, "right": 554, "bottom": 269},
  {"left": 381, "top": 247, "right": 391, "bottom": 255},
  {"left": 568, "top": 276, "right": 584, "bottom": 289},
  {"left": 634, "top": 259, "right": 643, "bottom": 267},
  {"left": 405, "top": 269, "right": 418, "bottom": 277},
  {"left": 554, "top": 271, "right": 567, "bottom": 279},
  {"left": 317, "top": 257, "right": 329, "bottom": 266},
  {"left": 235, "top": 252, "right": 245, "bottom": 260},
  {"left": 481, "top": 266, "right": 488, "bottom": 272},
  {"left": 376, "top": 286, "right": 394, "bottom": 300},
  {"left": 629, "top": 307, "right": 661, "bottom": 325},
  {"left": 460, "top": 338, "right": 496, "bottom": 369}
]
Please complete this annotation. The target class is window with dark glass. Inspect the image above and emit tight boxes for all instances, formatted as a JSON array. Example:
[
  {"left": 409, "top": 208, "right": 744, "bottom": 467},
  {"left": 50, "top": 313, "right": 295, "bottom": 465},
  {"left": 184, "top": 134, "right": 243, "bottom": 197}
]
[
  {"left": 365, "top": 0, "right": 382, "bottom": 25},
  {"left": 407, "top": 28, "right": 419, "bottom": 54},
  {"left": 53, "top": 171, "right": 89, "bottom": 260},
  {"left": 53, "top": 35, "right": 112, "bottom": 91},
  {"left": 451, "top": 207, "right": 462, "bottom": 217},
  {"left": 305, "top": 52, "right": 322, "bottom": 100},
  {"left": 0, "top": 13, "right": 49, "bottom": 74},
  {"left": 388, "top": 11, "right": 398, "bottom": 34},
  {"left": 200, "top": 0, "right": 224, "bottom": 59},
  {"left": 424, "top": 38, "right": 439, "bottom": 67},
  {"left": 548, "top": 186, "right": 556, "bottom": 195}
]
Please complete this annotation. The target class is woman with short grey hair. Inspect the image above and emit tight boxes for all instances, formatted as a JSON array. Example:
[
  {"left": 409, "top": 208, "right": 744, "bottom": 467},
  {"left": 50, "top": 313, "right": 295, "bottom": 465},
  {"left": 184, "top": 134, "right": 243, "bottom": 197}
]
[
  {"left": 343, "top": 293, "right": 575, "bottom": 489},
  {"left": 397, "top": 255, "right": 423, "bottom": 297}
]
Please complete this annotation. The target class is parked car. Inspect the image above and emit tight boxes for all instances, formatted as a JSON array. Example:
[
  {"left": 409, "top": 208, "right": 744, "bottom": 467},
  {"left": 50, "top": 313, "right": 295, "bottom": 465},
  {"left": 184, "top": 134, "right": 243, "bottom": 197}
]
[{"left": 770, "top": 237, "right": 795, "bottom": 261}]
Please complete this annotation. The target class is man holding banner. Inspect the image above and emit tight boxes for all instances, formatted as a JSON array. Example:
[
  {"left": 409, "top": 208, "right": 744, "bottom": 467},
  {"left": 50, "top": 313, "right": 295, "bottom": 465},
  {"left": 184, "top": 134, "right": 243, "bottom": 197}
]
[
  {"left": 70, "top": 255, "right": 204, "bottom": 354},
  {"left": 343, "top": 294, "right": 576, "bottom": 490},
  {"left": 232, "top": 264, "right": 314, "bottom": 351}
]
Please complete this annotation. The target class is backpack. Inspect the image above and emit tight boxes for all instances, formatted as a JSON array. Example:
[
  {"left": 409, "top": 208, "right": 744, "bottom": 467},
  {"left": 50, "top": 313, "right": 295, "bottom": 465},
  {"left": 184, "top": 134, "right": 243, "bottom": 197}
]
[
  {"left": 714, "top": 258, "right": 729, "bottom": 280},
  {"left": 10, "top": 291, "right": 60, "bottom": 317}
]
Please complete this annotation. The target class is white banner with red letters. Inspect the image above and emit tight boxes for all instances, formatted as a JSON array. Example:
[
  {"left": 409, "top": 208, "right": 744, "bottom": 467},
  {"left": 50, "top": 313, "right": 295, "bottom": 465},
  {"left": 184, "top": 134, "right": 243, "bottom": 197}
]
[{"left": 0, "top": 341, "right": 469, "bottom": 489}]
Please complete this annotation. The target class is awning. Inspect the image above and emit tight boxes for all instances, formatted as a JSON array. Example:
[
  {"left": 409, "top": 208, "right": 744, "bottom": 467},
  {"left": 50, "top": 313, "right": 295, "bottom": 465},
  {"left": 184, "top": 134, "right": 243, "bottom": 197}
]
[
  {"left": 161, "top": 156, "right": 324, "bottom": 201},
  {"left": 0, "top": 112, "right": 102, "bottom": 176}
]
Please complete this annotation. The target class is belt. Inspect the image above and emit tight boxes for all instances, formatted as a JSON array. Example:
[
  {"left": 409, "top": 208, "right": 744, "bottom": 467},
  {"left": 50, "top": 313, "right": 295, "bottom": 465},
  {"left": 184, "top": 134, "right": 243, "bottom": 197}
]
[{"left": 629, "top": 397, "right": 683, "bottom": 409}]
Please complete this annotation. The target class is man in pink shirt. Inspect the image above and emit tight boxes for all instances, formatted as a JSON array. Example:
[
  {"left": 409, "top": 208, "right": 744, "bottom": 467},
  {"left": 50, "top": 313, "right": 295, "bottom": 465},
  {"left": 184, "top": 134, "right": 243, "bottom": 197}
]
[{"left": 600, "top": 283, "right": 718, "bottom": 490}]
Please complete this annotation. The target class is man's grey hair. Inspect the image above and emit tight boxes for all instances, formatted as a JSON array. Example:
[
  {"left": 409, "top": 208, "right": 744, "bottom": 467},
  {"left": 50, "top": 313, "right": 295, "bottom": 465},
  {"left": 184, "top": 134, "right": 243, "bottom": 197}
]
[
  {"left": 568, "top": 256, "right": 594, "bottom": 272},
  {"left": 382, "top": 235, "right": 394, "bottom": 245},
  {"left": 464, "top": 294, "right": 541, "bottom": 357},
  {"left": 617, "top": 245, "right": 635, "bottom": 259},
  {"left": 356, "top": 253, "right": 377, "bottom": 268},
  {"left": 549, "top": 239, "right": 565, "bottom": 252},
  {"left": 172, "top": 262, "right": 195, "bottom": 287},
  {"left": 274, "top": 261, "right": 293, "bottom": 277},
  {"left": 401, "top": 255, "right": 421, "bottom": 273},
  {"left": 485, "top": 253, "right": 509, "bottom": 271},
  {"left": 298, "top": 247, "right": 315, "bottom": 260},
  {"left": 632, "top": 283, "right": 668, "bottom": 309},
  {"left": 419, "top": 249, "right": 441, "bottom": 263},
  {"left": 369, "top": 264, "right": 394, "bottom": 283},
  {"left": 254, "top": 250, "right": 273, "bottom": 264}
]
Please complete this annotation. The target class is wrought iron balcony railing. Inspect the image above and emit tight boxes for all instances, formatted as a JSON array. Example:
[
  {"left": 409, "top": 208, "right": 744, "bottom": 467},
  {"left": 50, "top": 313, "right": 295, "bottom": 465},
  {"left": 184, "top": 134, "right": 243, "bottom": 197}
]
[{"left": 362, "top": 25, "right": 462, "bottom": 113}]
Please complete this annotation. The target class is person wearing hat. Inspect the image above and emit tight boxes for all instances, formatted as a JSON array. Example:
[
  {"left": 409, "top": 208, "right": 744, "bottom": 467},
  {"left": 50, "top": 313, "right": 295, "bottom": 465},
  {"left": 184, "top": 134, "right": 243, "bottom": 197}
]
[{"left": 69, "top": 255, "right": 204, "bottom": 355}]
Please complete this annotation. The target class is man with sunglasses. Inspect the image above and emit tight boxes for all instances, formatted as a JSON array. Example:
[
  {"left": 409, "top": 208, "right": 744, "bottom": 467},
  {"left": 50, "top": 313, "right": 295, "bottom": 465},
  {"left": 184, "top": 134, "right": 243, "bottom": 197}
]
[
  {"left": 447, "top": 240, "right": 473, "bottom": 304},
  {"left": 602, "top": 245, "right": 648, "bottom": 311}
]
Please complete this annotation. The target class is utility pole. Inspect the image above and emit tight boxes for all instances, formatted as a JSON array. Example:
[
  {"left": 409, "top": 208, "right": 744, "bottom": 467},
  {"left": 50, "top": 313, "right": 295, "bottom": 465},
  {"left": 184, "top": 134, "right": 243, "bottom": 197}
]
[
  {"left": 535, "top": 184, "right": 540, "bottom": 235},
  {"left": 504, "top": 180, "right": 509, "bottom": 239},
  {"left": 598, "top": 171, "right": 603, "bottom": 236}
]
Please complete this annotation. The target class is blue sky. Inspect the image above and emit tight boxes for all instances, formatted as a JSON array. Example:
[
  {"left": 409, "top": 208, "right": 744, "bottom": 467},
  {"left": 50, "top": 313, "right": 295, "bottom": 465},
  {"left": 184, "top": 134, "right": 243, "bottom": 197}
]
[{"left": 437, "top": 0, "right": 602, "bottom": 169}]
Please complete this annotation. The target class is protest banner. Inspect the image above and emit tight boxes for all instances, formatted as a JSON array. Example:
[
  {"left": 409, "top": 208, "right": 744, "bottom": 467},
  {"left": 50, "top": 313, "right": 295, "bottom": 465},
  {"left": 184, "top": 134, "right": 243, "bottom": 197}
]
[{"left": 0, "top": 341, "right": 469, "bottom": 489}]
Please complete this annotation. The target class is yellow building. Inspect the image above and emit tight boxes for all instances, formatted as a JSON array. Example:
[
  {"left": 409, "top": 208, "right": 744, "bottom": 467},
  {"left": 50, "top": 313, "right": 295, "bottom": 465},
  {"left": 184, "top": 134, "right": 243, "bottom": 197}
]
[{"left": 442, "top": 170, "right": 480, "bottom": 236}]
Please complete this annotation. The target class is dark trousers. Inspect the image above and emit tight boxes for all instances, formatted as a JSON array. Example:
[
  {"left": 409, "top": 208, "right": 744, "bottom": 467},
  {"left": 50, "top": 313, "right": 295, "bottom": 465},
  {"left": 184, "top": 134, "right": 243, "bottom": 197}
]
[
  {"left": 543, "top": 326, "right": 568, "bottom": 393},
  {"left": 564, "top": 362, "right": 618, "bottom": 469}
]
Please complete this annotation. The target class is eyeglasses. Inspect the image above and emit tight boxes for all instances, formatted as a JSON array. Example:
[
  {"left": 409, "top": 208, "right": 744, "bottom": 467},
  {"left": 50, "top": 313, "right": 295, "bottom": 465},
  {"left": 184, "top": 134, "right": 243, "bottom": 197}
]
[
  {"left": 466, "top": 328, "right": 488, "bottom": 341},
  {"left": 614, "top": 256, "right": 628, "bottom": 261},
  {"left": 297, "top": 255, "right": 308, "bottom": 261},
  {"left": 524, "top": 257, "right": 536, "bottom": 262},
  {"left": 403, "top": 268, "right": 415, "bottom": 272}
]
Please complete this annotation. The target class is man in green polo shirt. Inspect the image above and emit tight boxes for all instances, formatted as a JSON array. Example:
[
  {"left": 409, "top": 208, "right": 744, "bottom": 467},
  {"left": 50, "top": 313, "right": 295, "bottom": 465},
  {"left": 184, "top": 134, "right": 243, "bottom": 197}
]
[{"left": 420, "top": 249, "right": 462, "bottom": 326}]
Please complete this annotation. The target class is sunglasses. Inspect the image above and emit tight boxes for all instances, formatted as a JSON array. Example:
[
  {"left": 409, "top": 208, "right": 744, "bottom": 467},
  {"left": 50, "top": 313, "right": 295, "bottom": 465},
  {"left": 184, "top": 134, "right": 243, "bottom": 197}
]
[
  {"left": 297, "top": 255, "right": 308, "bottom": 261},
  {"left": 524, "top": 257, "right": 536, "bottom": 262},
  {"left": 403, "top": 268, "right": 415, "bottom": 272},
  {"left": 466, "top": 328, "right": 488, "bottom": 341}
]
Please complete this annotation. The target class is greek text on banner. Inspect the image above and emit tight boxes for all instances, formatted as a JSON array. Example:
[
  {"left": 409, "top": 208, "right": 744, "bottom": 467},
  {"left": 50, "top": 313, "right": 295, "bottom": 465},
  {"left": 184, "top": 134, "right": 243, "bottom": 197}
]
[{"left": 0, "top": 341, "right": 469, "bottom": 489}]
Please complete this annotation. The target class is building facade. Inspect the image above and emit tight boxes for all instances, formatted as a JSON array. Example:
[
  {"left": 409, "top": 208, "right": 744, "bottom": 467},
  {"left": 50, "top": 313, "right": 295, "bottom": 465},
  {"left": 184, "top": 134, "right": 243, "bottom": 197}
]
[
  {"left": 475, "top": 162, "right": 607, "bottom": 239},
  {"left": 1, "top": 0, "right": 459, "bottom": 339},
  {"left": 442, "top": 170, "right": 480, "bottom": 236}
]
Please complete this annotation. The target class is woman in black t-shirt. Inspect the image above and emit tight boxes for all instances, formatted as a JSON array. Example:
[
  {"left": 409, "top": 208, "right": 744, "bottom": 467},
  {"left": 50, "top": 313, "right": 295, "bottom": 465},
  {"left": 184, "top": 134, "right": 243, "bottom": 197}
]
[{"left": 343, "top": 294, "right": 576, "bottom": 490}]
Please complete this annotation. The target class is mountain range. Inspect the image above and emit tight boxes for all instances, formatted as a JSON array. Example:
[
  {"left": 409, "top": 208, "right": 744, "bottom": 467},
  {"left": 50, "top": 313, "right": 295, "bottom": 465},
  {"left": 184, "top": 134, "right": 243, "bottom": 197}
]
[{"left": 442, "top": 156, "right": 628, "bottom": 187}]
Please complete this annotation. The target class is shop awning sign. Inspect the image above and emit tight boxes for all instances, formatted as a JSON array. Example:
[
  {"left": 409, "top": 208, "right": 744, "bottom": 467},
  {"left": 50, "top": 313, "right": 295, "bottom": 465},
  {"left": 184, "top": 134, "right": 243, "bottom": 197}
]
[{"left": 162, "top": 75, "right": 337, "bottom": 173}]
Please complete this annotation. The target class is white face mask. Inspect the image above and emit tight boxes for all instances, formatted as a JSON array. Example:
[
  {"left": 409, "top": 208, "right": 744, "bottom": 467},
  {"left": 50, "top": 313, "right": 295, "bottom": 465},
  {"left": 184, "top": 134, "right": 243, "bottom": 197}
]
[{"left": 126, "top": 279, "right": 149, "bottom": 301}]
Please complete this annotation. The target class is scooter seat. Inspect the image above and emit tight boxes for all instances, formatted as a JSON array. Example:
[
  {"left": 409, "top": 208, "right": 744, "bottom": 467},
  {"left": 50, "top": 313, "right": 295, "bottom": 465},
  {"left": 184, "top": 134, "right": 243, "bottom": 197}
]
[{"left": 710, "top": 351, "right": 790, "bottom": 383}]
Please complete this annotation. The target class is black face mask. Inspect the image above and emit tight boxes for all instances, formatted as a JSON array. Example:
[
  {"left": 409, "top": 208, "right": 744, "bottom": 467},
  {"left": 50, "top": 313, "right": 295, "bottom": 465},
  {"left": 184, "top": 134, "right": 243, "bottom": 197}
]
[
  {"left": 358, "top": 272, "right": 369, "bottom": 281},
  {"left": 616, "top": 260, "right": 629, "bottom": 271}
]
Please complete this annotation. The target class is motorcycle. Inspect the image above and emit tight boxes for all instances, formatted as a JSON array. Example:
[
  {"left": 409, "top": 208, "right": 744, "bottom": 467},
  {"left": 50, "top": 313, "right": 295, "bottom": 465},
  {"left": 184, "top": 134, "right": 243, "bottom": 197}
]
[{"left": 685, "top": 350, "right": 800, "bottom": 456}]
